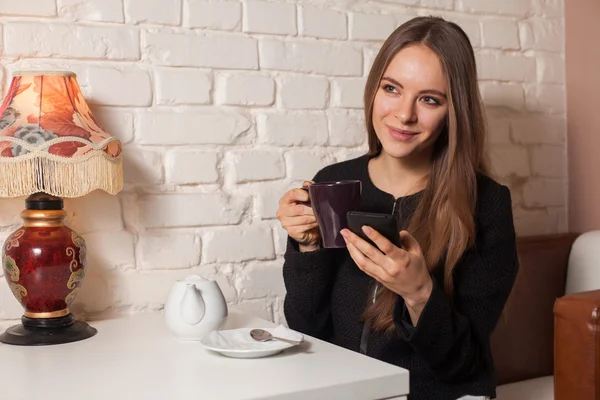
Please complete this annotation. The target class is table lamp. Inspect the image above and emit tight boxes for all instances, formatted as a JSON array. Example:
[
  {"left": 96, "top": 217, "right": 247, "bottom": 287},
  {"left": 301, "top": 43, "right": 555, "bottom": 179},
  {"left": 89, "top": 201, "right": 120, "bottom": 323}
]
[{"left": 0, "top": 71, "right": 123, "bottom": 346}]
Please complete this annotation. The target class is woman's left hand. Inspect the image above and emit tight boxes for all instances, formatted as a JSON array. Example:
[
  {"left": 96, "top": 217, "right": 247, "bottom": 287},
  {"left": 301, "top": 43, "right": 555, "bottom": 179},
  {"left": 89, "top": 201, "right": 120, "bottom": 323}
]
[{"left": 340, "top": 226, "right": 433, "bottom": 309}]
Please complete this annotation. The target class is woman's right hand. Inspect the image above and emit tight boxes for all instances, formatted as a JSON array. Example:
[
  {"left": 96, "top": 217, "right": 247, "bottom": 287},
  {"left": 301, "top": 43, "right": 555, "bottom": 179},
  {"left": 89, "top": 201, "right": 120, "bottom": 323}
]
[{"left": 276, "top": 181, "right": 321, "bottom": 252}]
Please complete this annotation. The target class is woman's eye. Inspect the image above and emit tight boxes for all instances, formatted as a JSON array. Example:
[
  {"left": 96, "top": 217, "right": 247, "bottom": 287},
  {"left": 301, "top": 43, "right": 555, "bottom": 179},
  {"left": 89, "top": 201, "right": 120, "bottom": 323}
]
[
  {"left": 422, "top": 96, "right": 439, "bottom": 105},
  {"left": 383, "top": 84, "right": 397, "bottom": 93}
]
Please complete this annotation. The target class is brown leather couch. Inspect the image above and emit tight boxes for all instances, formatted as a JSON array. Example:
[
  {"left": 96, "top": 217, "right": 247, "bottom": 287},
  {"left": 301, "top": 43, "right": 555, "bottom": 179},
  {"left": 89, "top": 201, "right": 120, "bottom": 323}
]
[{"left": 491, "top": 231, "right": 600, "bottom": 399}]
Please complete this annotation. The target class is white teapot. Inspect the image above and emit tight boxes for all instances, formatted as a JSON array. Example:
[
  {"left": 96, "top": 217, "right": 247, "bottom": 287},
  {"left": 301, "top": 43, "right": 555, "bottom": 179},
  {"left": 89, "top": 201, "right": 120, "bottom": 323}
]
[{"left": 164, "top": 274, "right": 228, "bottom": 340}]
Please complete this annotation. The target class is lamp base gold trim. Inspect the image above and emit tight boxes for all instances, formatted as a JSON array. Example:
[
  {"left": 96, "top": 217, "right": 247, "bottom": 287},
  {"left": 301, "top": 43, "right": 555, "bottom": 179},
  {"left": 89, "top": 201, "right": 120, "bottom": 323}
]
[
  {"left": 0, "top": 313, "right": 97, "bottom": 346},
  {"left": 24, "top": 308, "right": 70, "bottom": 319}
]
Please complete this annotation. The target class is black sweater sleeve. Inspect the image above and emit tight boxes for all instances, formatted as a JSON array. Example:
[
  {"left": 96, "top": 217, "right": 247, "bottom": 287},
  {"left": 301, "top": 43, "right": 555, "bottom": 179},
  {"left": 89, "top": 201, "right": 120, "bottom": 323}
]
[
  {"left": 282, "top": 239, "right": 340, "bottom": 340},
  {"left": 282, "top": 168, "right": 342, "bottom": 340},
  {"left": 393, "top": 183, "right": 519, "bottom": 382}
]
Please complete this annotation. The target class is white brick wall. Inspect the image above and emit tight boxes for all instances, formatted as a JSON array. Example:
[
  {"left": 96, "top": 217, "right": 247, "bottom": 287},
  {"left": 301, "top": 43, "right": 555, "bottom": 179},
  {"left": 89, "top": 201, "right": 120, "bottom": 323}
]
[
  {"left": 184, "top": 0, "right": 242, "bottom": 30},
  {"left": 57, "top": 0, "right": 123, "bottom": 22},
  {"left": 215, "top": 72, "right": 275, "bottom": 106},
  {"left": 125, "top": 0, "right": 182, "bottom": 26},
  {"left": 0, "top": 0, "right": 567, "bottom": 326}
]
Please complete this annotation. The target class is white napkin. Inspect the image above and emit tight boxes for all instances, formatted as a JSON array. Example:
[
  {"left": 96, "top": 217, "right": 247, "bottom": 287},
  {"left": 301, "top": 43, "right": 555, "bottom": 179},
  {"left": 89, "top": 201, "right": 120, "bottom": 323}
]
[{"left": 209, "top": 326, "right": 303, "bottom": 350}]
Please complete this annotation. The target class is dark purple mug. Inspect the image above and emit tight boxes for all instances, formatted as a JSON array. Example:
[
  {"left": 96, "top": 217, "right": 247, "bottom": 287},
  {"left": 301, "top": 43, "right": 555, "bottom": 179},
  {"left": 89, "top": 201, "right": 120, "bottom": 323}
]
[{"left": 301, "top": 180, "right": 362, "bottom": 248}]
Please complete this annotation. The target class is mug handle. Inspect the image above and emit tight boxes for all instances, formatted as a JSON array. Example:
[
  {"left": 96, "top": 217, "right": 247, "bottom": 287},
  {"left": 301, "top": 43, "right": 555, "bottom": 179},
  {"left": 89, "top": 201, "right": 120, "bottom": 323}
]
[{"left": 298, "top": 186, "right": 311, "bottom": 206}]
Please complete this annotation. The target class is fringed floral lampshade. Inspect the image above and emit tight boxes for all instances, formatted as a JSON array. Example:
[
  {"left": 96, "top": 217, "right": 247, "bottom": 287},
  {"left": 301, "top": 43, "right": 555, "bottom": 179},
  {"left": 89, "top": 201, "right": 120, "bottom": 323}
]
[
  {"left": 0, "top": 71, "right": 123, "bottom": 197},
  {"left": 0, "top": 71, "right": 123, "bottom": 346}
]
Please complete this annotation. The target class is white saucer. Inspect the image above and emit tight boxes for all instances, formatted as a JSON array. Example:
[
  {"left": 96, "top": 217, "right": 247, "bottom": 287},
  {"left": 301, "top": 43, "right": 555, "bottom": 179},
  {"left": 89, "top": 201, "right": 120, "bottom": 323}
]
[{"left": 201, "top": 326, "right": 303, "bottom": 359}]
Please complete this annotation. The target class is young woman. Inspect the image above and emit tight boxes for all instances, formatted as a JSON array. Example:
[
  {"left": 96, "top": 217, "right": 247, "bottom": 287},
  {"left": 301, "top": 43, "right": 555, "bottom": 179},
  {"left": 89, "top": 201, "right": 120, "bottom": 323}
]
[{"left": 276, "top": 16, "right": 518, "bottom": 400}]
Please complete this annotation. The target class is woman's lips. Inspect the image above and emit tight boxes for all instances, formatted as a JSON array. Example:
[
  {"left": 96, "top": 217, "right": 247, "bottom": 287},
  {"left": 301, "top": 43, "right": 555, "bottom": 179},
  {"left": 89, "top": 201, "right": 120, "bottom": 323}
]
[{"left": 387, "top": 126, "right": 419, "bottom": 142}]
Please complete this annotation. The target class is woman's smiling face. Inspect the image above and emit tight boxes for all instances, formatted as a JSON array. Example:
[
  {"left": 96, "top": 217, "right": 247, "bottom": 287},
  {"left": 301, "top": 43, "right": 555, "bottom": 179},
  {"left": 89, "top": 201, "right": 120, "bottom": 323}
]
[{"left": 371, "top": 44, "right": 449, "bottom": 161}]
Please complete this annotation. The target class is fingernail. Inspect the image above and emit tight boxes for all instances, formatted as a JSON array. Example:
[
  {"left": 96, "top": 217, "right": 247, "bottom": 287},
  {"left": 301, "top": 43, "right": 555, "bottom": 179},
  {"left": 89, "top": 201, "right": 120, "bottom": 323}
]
[
  {"left": 362, "top": 226, "right": 372, "bottom": 235},
  {"left": 340, "top": 229, "right": 348, "bottom": 238}
]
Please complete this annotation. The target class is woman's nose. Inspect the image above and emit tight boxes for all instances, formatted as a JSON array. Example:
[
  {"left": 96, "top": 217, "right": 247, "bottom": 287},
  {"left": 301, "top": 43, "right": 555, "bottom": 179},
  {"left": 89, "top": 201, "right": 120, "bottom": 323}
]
[{"left": 394, "top": 98, "right": 417, "bottom": 124}]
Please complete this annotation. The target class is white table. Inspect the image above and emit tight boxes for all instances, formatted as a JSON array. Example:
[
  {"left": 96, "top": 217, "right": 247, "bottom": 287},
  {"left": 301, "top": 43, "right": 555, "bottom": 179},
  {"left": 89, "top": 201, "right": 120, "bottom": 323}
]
[{"left": 0, "top": 310, "right": 409, "bottom": 400}]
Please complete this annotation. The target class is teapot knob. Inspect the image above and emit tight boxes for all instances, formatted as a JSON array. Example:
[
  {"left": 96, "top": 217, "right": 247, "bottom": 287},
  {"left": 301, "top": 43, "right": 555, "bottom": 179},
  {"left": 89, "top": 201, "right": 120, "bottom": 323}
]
[{"left": 179, "top": 283, "right": 205, "bottom": 325}]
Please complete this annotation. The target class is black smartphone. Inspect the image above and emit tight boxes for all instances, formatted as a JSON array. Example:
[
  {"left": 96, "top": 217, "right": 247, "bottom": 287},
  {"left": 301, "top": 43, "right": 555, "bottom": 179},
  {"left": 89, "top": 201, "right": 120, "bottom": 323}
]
[{"left": 346, "top": 211, "right": 402, "bottom": 249}]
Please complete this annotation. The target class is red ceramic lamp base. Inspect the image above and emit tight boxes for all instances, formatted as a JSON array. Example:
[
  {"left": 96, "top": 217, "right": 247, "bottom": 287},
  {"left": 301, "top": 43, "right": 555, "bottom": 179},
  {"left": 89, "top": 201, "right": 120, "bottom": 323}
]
[{"left": 1, "top": 193, "right": 96, "bottom": 346}]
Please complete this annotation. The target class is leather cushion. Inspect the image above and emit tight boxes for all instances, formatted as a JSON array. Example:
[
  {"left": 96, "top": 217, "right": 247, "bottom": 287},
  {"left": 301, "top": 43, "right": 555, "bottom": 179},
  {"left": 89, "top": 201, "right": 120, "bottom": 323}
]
[{"left": 490, "top": 233, "right": 578, "bottom": 385}]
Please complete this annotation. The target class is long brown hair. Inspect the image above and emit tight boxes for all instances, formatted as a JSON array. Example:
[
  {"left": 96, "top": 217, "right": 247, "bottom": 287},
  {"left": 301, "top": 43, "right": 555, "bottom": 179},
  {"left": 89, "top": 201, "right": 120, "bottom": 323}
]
[{"left": 363, "top": 16, "right": 490, "bottom": 332}]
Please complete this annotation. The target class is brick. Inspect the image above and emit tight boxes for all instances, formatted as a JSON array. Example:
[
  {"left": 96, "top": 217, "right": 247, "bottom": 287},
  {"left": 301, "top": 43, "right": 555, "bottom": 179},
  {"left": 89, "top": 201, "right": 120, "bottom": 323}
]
[
  {"left": 481, "top": 18, "right": 520, "bottom": 49},
  {"left": 5, "top": 23, "right": 139, "bottom": 60},
  {"left": 185, "top": 0, "right": 242, "bottom": 30},
  {"left": 479, "top": 82, "right": 524, "bottom": 110},
  {"left": 156, "top": 68, "right": 211, "bottom": 105},
  {"left": 525, "top": 84, "right": 565, "bottom": 114},
  {"left": 522, "top": 178, "right": 565, "bottom": 207},
  {"left": 533, "top": 0, "right": 564, "bottom": 18},
  {"left": 350, "top": 13, "right": 395, "bottom": 41},
  {"left": 231, "top": 150, "right": 285, "bottom": 183},
  {"left": 236, "top": 260, "right": 286, "bottom": 299},
  {"left": 457, "top": 0, "right": 533, "bottom": 17},
  {"left": 82, "top": 231, "right": 135, "bottom": 270},
  {"left": 477, "top": 53, "right": 536, "bottom": 82},
  {"left": 256, "top": 181, "right": 293, "bottom": 219},
  {"left": 234, "top": 298, "right": 272, "bottom": 321},
  {"left": 520, "top": 18, "right": 564, "bottom": 52},
  {"left": 278, "top": 75, "right": 328, "bottom": 110},
  {"left": 58, "top": 0, "right": 124, "bottom": 22},
  {"left": 363, "top": 45, "right": 381, "bottom": 75},
  {"left": 0, "top": 199, "right": 25, "bottom": 226},
  {"left": 394, "top": 11, "right": 418, "bottom": 27},
  {"left": 203, "top": 226, "right": 274, "bottom": 263},
  {"left": 512, "top": 208, "right": 555, "bottom": 236},
  {"left": 285, "top": 150, "right": 336, "bottom": 181},
  {"left": 87, "top": 67, "right": 152, "bottom": 107},
  {"left": 273, "top": 224, "right": 288, "bottom": 256},
  {"left": 376, "top": 0, "right": 418, "bottom": 6},
  {"left": 531, "top": 145, "right": 566, "bottom": 177},
  {"left": 537, "top": 53, "right": 565, "bottom": 84},
  {"left": 64, "top": 192, "right": 123, "bottom": 234},
  {"left": 260, "top": 39, "right": 362, "bottom": 76},
  {"left": 138, "top": 193, "right": 247, "bottom": 228},
  {"left": 441, "top": 15, "right": 481, "bottom": 48},
  {"left": 336, "top": 148, "right": 368, "bottom": 163},
  {"left": 257, "top": 112, "right": 328, "bottom": 146},
  {"left": 138, "top": 232, "right": 200, "bottom": 269},
  {"left": 90, "top": 107, "right": 134, "bottom": 144},
  {"left": 300, "top": 6, "right": 346, "bottom": 39},
  {"left": 420, "top": 0, "right": 453, "bottom": 9},
  {"left": 0, "top": 0, "right": 56, "bottom": 16},
  {"left": 331, "top": 78, "right": 366, "bottom": 109},
  {"left": 122, "top": 146, "right": 164, "bottom": 185},
  {"left": 489, "top": 145, "right": 530, "bottom": 177},
  {"left": 0, "top": 284, "right": 23, "bottom": 319},
  {"left": 378, "top": 0, "right": 418, "bottom": 4},
  {"left": 547, "top": 207, "right": 568, "bottom": 233},
  {"left": 166, "top": 150, "right": 219, "bottom": 185},
  {"left": 328, "top": 109, "right": 366, "bottom": 147},
  {"left": 0, "top": 232, "right": 9, "bottom": 267},
  {"left": 125, "top": 0, "right": 181, "bottom": 25},
  {"left": 485, "top": 108, "right": 510, "bottom": 144},
  {"left": 144, "top": 30, "right": 258, "bottom": 69},
  {"left": 112, "top": 266, "right": 237, "bottom": 307},
  {"left": 215, "top": 72, "right": 275, "bottom": 106},
  {"left": 244, "top": 1, "right": 296, "bottom": 35},
  {"left": 510, "top": 115, "right": 564, "bottom": 145},
  {"left": 272, "top": 297, "right": 286, "bottom": 325},
  {"left": 137, "top": 110, "right": 251, "bottom": 145}
]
